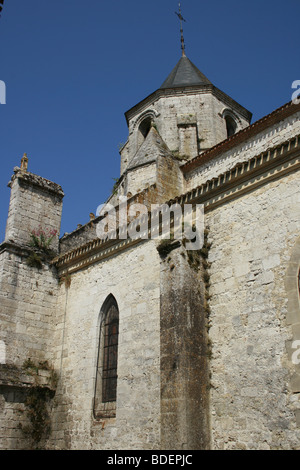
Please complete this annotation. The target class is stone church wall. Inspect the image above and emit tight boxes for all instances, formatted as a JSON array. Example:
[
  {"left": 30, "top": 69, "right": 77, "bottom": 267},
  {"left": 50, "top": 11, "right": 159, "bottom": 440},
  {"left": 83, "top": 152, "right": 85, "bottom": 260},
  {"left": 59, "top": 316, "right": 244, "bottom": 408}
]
[
  {"left": 0, "top": 249, "right": 59, "bottom": 449},
  {"left": 49, "top": 240, "right": 161, "bottom": 450},
  {"left": 207, "top": 169, "right": 300, "bottom": 449},
  {"left": 0, "top": 63, "right": 299, "bottom": 449}
]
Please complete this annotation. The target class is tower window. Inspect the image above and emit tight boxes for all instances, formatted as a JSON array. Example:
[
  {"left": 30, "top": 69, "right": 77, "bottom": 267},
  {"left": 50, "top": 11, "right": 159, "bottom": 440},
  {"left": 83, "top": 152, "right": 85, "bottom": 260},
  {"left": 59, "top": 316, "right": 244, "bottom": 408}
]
[
  {"left": 225, "top": 116, "right": 237, "bottom": 138},
  {"left": 138, "top": 117, "right": 152, "bottom": 139},
  {"left": 137, "top": 117, "right": 153, "bottom": 149}
]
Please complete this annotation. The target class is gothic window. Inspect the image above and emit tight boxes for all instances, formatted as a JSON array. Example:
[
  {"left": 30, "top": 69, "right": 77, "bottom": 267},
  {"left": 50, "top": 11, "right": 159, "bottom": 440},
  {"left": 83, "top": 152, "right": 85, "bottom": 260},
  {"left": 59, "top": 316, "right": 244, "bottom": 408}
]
[
  {"left": 225, "top": 115, "right": 237, "bottom": 138},
  {"left": 139, "top": 117, "right": 152, "bottom": 139},
  {"left": 93, "top": 295, "right": 119, "bottom": 419},
  {"left": 102, "top": 309, "right": 118, "bottom": 402},
  {"left": 137, "top": 117, "right": 152, "bottom": 149}
]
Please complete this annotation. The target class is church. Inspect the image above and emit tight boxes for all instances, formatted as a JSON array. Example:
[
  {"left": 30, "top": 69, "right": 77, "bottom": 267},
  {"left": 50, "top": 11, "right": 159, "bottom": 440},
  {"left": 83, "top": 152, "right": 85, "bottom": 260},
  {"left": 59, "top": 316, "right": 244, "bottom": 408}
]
[{"left": 0, "top": 23, "right": 300, "bottom": 450}]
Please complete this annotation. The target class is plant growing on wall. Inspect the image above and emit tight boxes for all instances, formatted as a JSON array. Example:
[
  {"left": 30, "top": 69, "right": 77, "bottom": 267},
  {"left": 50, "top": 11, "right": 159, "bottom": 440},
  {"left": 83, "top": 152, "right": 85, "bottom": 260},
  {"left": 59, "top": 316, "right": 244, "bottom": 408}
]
[
  {"left": 30, "top": 227, "right": 58, "bottom": 253},
  {"left": 111, "top": 177, "right": 121, "bottom": 196},
  {"left": 26, "top": 227, "right": 58, "bottom": 269},
  {"left": 20, "top": 359, "right": 58, "bottom": 449}
]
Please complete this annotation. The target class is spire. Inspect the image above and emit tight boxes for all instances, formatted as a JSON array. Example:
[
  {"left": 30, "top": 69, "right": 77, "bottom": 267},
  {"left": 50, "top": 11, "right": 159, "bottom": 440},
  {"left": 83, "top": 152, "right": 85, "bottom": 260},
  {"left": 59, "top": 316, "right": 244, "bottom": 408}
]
[
  {"left": 160, "top": 56, "right": 212, "bottom": 89},
  {"left": 175, "top": 2, "right": 186, "bottom": 57}
]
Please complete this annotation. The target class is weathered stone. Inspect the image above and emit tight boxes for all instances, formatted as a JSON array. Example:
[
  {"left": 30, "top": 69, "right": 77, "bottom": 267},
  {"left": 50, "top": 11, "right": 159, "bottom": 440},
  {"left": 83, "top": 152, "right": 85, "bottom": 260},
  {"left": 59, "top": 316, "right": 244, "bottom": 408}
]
[{"left": 0, "top": 54, "right": 300, "bottom": 451}]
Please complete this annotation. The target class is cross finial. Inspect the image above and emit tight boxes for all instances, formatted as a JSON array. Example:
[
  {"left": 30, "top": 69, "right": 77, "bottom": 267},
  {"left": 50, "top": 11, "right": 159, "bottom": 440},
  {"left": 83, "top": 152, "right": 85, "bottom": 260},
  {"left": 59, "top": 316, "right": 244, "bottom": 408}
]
[{"left": 175, "top": 2, "right": 186, "bottom": 56}]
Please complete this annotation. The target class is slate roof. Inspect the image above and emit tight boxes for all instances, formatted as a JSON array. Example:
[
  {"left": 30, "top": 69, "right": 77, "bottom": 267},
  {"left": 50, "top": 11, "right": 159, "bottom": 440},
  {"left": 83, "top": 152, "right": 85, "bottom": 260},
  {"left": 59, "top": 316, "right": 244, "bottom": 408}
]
[{"left": 160, "top": 55, "right": 212, "bottom": 89}]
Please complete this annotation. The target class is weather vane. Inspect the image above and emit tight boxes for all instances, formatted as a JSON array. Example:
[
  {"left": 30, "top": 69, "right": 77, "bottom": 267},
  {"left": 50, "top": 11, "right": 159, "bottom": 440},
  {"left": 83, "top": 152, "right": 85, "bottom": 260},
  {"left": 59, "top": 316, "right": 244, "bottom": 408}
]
[{"left": 175, "top": 2, "right": 186, "bottom": 56}]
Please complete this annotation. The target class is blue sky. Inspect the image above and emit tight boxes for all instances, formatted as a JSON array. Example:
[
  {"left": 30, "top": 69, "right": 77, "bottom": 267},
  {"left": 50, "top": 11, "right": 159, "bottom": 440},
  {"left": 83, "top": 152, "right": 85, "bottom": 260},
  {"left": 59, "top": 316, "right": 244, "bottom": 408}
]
[{"left": 0, "top": 0, "right": 299, "bottom": 241}]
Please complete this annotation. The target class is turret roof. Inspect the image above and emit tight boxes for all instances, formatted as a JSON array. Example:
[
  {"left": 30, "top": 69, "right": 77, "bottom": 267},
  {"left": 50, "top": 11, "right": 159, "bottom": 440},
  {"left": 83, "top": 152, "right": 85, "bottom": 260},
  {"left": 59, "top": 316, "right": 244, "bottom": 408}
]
[{"left": 160, "top": 55, "right": 212, "bottom": 89}]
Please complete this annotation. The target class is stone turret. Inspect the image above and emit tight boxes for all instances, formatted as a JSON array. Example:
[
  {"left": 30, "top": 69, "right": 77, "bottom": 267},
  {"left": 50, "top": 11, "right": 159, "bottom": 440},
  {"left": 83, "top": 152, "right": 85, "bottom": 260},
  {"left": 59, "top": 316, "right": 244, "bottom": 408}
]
[{"left": 4, "top": 155, "right": 64, "bottom": 254}]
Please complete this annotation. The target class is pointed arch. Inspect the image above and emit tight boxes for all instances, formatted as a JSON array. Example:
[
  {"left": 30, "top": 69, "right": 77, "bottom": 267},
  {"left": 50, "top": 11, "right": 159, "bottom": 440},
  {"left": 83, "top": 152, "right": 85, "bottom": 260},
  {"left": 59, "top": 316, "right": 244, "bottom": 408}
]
[
  {"left": 133, "top": 109, "right": 160, "bottom": 152},
  {"left": 225, "top": 115, "right": 237, "bottom": 138},
  {"left": 221, "top": 108, "right": 241, "bottom": 138},
  {"left": 138, "top": 116, "right": 152, "bottom": 140},
  {"left": 93, "top": 294, "right": 119, "bottom": 419},
  {"left": 137, "top": 114, "right": 154, "bottom": 149}
]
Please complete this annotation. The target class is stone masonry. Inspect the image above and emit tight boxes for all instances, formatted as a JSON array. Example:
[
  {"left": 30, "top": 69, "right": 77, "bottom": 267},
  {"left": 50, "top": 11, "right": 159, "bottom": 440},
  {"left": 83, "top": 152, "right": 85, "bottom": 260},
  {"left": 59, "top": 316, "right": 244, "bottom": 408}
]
[{"left": 0, "top": 54, "right": 300, "bottom": 450}]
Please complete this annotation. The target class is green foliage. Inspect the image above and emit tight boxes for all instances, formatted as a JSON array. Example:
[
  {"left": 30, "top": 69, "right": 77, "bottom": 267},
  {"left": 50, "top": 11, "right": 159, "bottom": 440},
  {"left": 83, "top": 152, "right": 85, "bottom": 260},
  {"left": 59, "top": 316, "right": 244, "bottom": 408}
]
[
  {"left": 22, "top": 387, "right": 52, "bottom": 449},
  {"left": 111, "top": 177, "right": 121, "bottom": 195},
  {"left": 23, "top": 358, "right": 38, "bottom": 372},
  {"left": 26, "top": 226, "right": 57, "bottom": 269},
  {"left": 186, "top": 250, "right": 201, "bottom": 271},
  {"left": 30, "top": 227, "right": 57, "bottom": 254},
  {"left": 156, "top": 239, "right": 180, "bottom": 258},
  {"left": 21, "top": 359, "right": 58, "bottom": 449},
  {"left": 25, "top": 252, "right": 43, "bottom": 269}
]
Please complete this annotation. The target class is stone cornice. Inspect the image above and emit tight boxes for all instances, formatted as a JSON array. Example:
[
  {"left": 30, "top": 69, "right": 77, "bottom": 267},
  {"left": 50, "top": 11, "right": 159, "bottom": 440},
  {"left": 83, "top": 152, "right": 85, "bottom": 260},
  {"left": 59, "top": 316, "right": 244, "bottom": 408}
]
[
  {"left": 0, "top": 240, "right": 31, "bottom": 257},
  {"left": 182, "top": 101, "right": 300, "bottom": 173},
  {"left": 9, "top": 168, "right": 64, "bottom": 199},
  {"left": 0, "top": 240, "right": 59, "bottom": 265},
  {"left": 175, "top": 134, "right": 300, "bottom": 211},
  {"left": 0, "top": 364, "right": 56, "bottom": 393},
  {"left": 53, "top": 133, "right": 300, "bottom": 276},
  {"left": 125, "top": 84, "right": 252, "bottom": 125},
  {"left": 53, "top": 236, "right": 146, "bottom": 276}
]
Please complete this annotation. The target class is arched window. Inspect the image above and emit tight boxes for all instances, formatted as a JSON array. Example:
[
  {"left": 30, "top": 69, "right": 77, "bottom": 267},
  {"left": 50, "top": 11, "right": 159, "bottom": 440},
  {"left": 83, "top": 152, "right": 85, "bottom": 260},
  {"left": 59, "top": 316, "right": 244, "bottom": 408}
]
[
  {"left": 139, "top": 117, "right": 152, "bottom": 139},
  {"left": 137, "top": 117, "right": 152, "bottom": 149},
  {"left": 225, "top": 115, "right": 237, "bottom": 138},
  {"left": 93, "top": 295, "right": 119, "bottom": 419}
]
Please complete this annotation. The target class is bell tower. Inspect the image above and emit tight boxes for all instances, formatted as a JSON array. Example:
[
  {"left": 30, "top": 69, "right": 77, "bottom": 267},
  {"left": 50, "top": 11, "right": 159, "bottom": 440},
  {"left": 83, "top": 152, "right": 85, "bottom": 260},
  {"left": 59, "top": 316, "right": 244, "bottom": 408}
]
[
  {"left": 117, "top": 54, "right": 251, "bottom": 201},
  {"left": 116, "top": 4, "right": 252, "bottom": 201}
]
